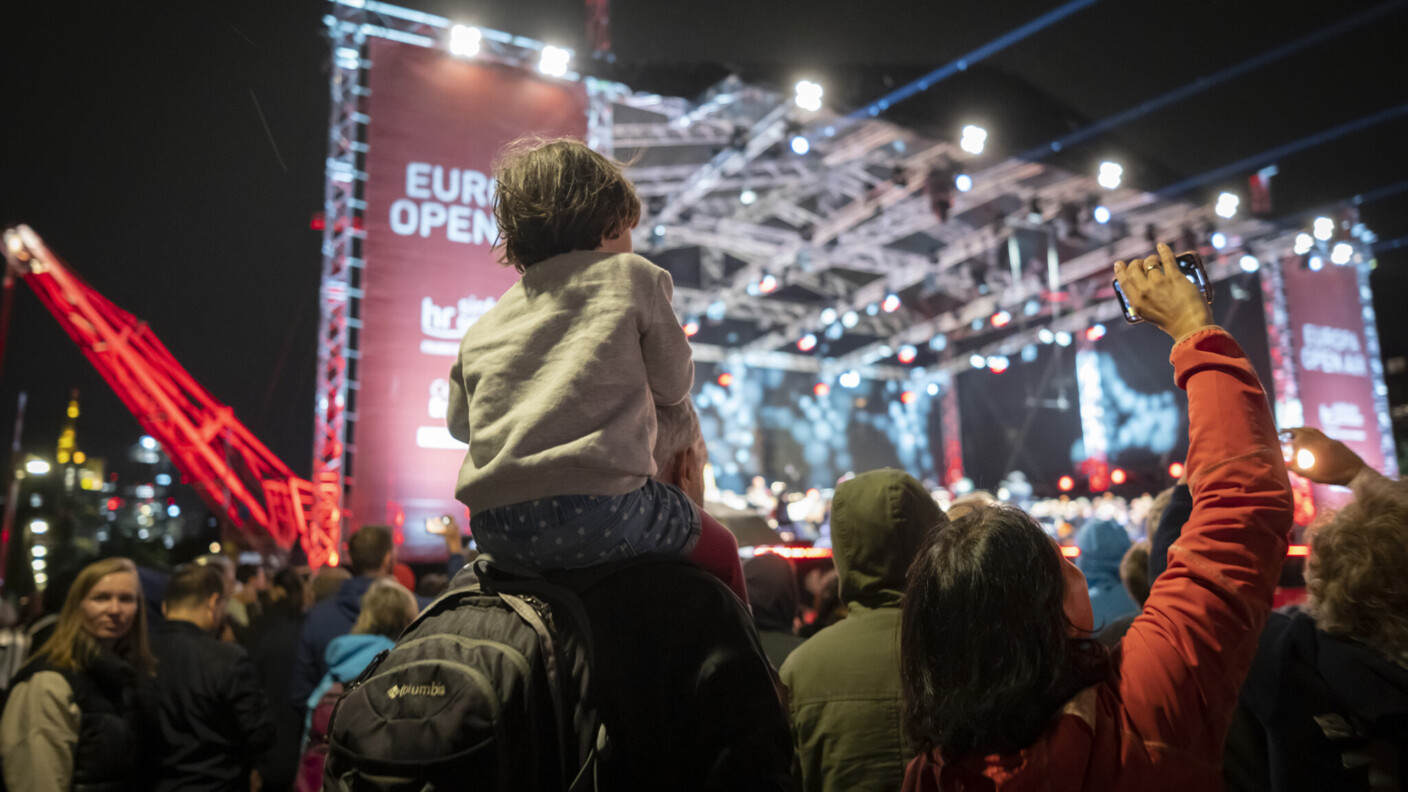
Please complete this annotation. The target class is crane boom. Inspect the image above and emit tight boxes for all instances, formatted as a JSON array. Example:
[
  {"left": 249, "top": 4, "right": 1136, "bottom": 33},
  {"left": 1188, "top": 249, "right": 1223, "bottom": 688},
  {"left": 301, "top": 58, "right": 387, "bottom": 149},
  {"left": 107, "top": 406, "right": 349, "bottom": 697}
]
[{"left": 3, "top": 225, "right": 340, "bottom": 568}]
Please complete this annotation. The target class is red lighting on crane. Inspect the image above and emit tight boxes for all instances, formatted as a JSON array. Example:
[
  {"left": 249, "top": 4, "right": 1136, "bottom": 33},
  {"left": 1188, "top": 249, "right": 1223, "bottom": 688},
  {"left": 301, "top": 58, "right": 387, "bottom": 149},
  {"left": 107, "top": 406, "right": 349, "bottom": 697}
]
[{"left": 755, "top": 545, "right": 833, "bottom": 560}]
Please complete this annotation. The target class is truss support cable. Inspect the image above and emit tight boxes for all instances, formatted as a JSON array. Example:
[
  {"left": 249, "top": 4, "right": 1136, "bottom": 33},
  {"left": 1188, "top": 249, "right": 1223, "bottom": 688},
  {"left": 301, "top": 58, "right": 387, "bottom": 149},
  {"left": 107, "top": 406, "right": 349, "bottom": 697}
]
[
  {"left": 846, "top": 0, "right": 1101, "bottom": 121},
  {"left": 1018, "top": 0, "right": 1406, "bottom": 162},
  {"left": 1154, "top": 102, "right": 1408, "bottom": 200}
]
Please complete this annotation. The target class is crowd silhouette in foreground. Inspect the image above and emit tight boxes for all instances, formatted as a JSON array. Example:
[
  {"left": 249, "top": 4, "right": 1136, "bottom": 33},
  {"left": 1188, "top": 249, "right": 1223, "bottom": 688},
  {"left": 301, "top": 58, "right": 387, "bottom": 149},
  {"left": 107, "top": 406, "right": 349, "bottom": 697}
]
[{"left": 1, "top": 139, "right": 1404, "bottom": 791}]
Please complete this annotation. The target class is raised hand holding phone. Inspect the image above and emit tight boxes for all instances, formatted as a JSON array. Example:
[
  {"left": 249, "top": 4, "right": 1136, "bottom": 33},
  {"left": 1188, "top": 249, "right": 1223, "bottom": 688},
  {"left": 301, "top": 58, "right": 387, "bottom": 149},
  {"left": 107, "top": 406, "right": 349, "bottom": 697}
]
[
  {"left": 1283, "top": 427, "right": 1366, "bottom": 485},
  {"left": 1112, "top": 243, "right": 1214, "bottom": 341}
]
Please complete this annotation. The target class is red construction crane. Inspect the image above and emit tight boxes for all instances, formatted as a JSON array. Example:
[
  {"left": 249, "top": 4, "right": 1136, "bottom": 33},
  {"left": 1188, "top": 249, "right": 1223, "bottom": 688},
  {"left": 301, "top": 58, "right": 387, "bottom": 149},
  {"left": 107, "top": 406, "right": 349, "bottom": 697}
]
[{"left": 2, "top": 225, "right": 340, "bottom": 568}]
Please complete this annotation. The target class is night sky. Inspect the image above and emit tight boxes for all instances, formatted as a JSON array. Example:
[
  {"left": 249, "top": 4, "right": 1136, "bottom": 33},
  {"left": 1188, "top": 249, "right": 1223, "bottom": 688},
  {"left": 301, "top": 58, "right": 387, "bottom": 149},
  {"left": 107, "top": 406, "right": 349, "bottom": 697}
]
[{"left": 6, "top": 0, "right": 1407, "bottom": 478}]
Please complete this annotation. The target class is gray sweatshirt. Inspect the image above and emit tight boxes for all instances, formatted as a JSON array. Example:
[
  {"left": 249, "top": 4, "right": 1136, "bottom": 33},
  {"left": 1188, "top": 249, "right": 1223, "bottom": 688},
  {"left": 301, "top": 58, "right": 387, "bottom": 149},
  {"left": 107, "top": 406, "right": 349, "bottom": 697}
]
[{"left": 447, "top": 251, "right": 694, "bottom": 511}]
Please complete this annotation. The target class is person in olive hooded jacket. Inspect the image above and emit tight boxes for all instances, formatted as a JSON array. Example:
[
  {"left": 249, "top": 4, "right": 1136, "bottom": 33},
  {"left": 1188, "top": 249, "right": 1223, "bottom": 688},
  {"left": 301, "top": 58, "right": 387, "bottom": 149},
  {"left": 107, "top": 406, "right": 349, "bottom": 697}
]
[{"left": 779, "top": 468, "right": 949, "bottom": 792}]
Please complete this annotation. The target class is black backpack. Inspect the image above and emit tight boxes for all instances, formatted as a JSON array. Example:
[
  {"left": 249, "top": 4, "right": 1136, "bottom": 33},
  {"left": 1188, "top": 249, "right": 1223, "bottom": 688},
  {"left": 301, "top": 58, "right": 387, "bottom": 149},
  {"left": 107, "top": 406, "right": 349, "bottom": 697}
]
[{"left": 322, "top": 559, "right": 608, "bottom": 791}]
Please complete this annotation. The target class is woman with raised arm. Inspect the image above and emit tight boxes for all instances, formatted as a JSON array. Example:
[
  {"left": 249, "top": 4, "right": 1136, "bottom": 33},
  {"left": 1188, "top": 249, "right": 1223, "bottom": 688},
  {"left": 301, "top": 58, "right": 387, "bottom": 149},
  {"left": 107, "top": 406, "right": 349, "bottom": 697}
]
[
  {"left": 0, "top": 557, "right": 159, "bottom": 792},
  {"left": 900, "top": 243, "right": 1294, "bottom": 791}
]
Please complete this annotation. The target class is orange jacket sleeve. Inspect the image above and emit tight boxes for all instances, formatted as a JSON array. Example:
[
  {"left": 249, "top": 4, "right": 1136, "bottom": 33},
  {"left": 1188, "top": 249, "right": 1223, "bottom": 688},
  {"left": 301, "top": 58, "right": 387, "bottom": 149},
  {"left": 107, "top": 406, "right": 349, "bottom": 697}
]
[{"left": 1116, "top": 326, "right": 1293, "bottom": 766}]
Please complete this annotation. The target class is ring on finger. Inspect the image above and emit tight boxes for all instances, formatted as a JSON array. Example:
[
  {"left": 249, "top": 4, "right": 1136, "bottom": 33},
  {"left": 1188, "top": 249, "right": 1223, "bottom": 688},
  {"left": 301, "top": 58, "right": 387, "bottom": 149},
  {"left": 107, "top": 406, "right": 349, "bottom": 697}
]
[{"left": 1143, "top": 262, "right": 1163, "bottom": 273}]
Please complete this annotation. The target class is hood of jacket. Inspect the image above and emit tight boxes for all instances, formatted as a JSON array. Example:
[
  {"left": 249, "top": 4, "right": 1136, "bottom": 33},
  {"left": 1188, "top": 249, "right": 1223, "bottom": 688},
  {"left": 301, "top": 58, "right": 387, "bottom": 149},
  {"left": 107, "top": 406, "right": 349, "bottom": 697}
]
[
  {"left": 324, "top": 633, "right": 396, "bottom": 684},
  {"left": 832, "top": 469, "right": 946, "bottom": 610},
  {"left": 1074, "top": 519, "right": 1129, "bottom": 591}
]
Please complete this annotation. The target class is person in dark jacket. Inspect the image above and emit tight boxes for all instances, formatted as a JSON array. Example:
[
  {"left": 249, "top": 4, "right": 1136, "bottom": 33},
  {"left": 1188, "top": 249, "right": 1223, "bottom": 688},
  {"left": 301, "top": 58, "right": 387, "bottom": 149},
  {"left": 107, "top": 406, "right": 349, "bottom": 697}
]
[
  {"left": 289, "top": 524, "right": 395, "bottom": 714},
  {"left": 1226, "top": 427, "right": 1408, "bottom": 791},
  {"left": 250, "top": 568, "right": 311, "bottom": 792},
  {"left": 744, "top": 553, "right": 804, "bottom": 667},
  {"left": 1074, "top": 518, "right": 1138, "bottom": 631},
  {"left": 1, "top": 557, "right": 160, "bottom": 792},
  {"left": 780, "top": 468, "right": 948, "bottom": 792},
  {"left": 151, "top": 564, "right": 275, "bottom": 792}
]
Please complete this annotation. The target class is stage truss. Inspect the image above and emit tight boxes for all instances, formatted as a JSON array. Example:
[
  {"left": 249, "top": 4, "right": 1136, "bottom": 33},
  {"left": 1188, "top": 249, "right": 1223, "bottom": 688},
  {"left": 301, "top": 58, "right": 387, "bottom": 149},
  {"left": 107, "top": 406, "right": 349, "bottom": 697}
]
[{"left": 318, "top": 0, "right": 1394, "bottom": 513}]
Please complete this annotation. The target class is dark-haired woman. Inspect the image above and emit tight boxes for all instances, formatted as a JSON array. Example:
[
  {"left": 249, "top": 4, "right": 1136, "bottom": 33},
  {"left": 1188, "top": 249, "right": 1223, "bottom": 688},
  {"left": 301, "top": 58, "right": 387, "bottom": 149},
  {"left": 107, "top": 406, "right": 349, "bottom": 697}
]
[
  {"left": 1, "top": 557, "right": 159, "bottom": 792},
  {"left": 900, "top": 244, "right": 1294, "bottom": 790}
]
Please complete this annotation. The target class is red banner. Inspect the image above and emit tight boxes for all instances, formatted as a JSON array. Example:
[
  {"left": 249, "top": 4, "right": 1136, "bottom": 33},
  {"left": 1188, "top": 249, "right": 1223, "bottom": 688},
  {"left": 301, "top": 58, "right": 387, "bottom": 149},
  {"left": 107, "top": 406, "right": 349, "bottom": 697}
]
[
  {"left": 1280, "top": 258, "right": 1385, "bottom": 510},
  {"left": 356, "top": 39, "right": 588, "bottom": 559}
]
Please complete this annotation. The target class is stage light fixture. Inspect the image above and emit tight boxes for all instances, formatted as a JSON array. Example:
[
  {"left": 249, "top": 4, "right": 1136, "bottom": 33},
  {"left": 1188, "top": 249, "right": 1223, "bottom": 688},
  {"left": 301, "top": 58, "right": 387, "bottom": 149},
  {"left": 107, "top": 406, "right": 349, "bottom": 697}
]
[
  {"left": 970, "top": 318, "right": 984, "bottom": 331},
  {"left": 930, "top": 334, "right": 948, "bottom": 351},
  {"left": 866, "top": 303, "right": 880, "bottom": 317},
  {"left": 1086, "top": 324, "right": 1106, "bottom": 342},
  {"left": 1055, "top": 331, "right": 1073, "bottom": 347},
  {"left": 790, "top": 135, "right": 811, "bottom": 155},
  {"left": 969, "top": 354, "right": 987, "bottom": 369},
  {"left": 841, "top": 310, "right": 859, "bottom": 328},
  {"left": 1210, "top": 232, "right": 1227, "bottom": 250},
  {"left": 683, "top": 320, "right": 700, "bottom": 337},
  {"left": 819, "top": 307, "right": 838, "bottom": 325},
  {"left": 1308, "top": 255, "right": 1324, "bottom": 271},
  {"left": 652, "top": 224, "right": 666, "bottom": 239},
  {"left": 717, "top": 372, "right": 734, "bottom": 387},
  {"left": 29, "top": 519, "right": 49, "bottom": 535},
  {"left": 839, "top": 370, "right": 861, "bottom": 388},
  {"left": 1331, "top": 242, "right": 1353, "bottom": 265},
  {"left": 1021, "top": 344, "right": 1038, "bottom": 362},
  {"left": 449, "top": 25, "right": 482, "bottom": 57},
  {"left": 987, "top": 355, "right": 1010, "bottom": 373},
  {"left": 1168, "top": 461, "right": 1185, "bottom": 478},
  {"left": 1215, "top": 192, "right": 1239, "bottom": 219},
  {"left": 1313, "top": 216, "right": 1334, "bottom": 241},
  {"left": 1093, "top": 205, "right": 1111, "bottom": 224},
  {"left": 1097, "top": 161, "right": 1123, "bottom": 189},
  {"left": 1294, "top": 233, "right": 1314, "bottom": 255},
  {"left": 739, "top": 189, "right": 757, "bottom": 205},
  {"left": 797, "top": 333, "right": 818, "bottom": 352},
  {"left": 927, "top": 383, "right": 940, "bottom": 396},
  {"left": 824, "top": 323, "right": 844, "bottom": 340},
  {"left": 897, "top": 345, "right": 918, "bottom": 364},
  {"left": 1239, "top": 254, "right": 1260, "bottom": 273},
  {"left": 1038, "top": 328, "right": 1055, "bottom": 344},
  {"left": 900, "top": 390, "right": 918, "bottom": 405},
  {"left": 1058, "top": 475, "right": 1075, "bottom": 492},
  {"left": 813, "top": 383, "right": 830, "bottom": 397},
  {"left": 960, "top": 125, "right": 987, "bottom": 155},
  {"left": 705, "top": 299, "right": 726, "bottom": 321},
  {"left": 954, "top": 174, "right": 973, "bottom": 192},
  {"left": 1023, "top": 299, "right": 1041, "bottom": 317},
  {"left": 140, "top": 435, "right": 158, "bottom": 450},
  {"left": 31, "top": 545, "right": 46, "bottom": 558},
  {"left": 24, "top": 458, "right": 50, "bottom": 475},
  {"left": 794, "top": 80, "right": 824, "bottom": 112},
  {"left": 758, "top": 273, "right": 778, "bottom": 293},
  {"left": 538, "top": 45, "right": 571, "bottom": 77},
  {"left": 991, "top": 310, "right": 1011, "bottom": 328},
  {"left": 1110, "top": 468, "right": 1127, "bottom": 485},
  {"left": 31, "top": 558, "right": 45, "bottom": 571},
  {"left": 881, "top": 293, "right": 901, "bottom": 313}
]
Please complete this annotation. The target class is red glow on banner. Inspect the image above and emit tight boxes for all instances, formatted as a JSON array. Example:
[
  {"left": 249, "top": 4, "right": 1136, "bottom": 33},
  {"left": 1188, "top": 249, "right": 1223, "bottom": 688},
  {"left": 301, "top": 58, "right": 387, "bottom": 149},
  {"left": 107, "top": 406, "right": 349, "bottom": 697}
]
[
  {"left": 355, "top": 39, "right": 588, "bottom": 561},
  {"left": 755, "top": 545, "right": 833, "bottom": 559}
]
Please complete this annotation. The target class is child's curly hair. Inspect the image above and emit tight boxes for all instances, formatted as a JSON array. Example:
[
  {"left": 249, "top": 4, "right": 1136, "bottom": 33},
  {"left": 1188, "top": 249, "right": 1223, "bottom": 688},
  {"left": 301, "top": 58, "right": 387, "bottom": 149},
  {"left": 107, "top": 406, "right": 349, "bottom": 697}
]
[{"left": 492, "top": 137, "right": 640, "bottom": 271}]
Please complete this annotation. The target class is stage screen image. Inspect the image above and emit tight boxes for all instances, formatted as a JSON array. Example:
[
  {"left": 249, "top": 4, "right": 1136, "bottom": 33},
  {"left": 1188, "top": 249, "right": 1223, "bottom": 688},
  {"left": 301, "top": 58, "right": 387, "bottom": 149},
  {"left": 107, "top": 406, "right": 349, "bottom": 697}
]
[{"left": 354, "top": 38, "right": 588, "bottom": 560}]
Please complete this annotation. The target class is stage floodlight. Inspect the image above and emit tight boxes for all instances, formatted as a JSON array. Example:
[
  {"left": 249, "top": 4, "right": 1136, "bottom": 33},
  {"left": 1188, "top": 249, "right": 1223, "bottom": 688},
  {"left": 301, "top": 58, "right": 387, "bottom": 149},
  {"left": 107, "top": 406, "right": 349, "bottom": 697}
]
[
  {"left": 987, "top": 355, "right": 1010, "bottom": 373},
  {"left": 960, "top": 125, "right": 987, "bottom": 155},
  {"left": 1331, "top": 242, "right": 1353, "bottom": 265},
  {"left": 1055, "top": 330, "right": 1073, "bottom": 347},
  {"left": 1215, "top": 192, "right": 1239, "bottom": 219},
  {"left": 797, "top": 333, "right": 818, "bottom": 352},
  {"left": 1239, "top": 254, "right": 1260, "bottom": 273},
  {"left": 683, "top": 320, "right": 700, "bottom": 337},
  {"left": 839, "top": 370, "right": 861, "bottom": 388},
  {"left": 991, "top": 310, "right": 1011, "bottom": 328},
  {"left": 1308, "top": 255, "right": 1324, "bottom": 271},
  {"left": 1210, "top": 232, "right": 1227, "bottom": 250},
  {"left": 539, "top": 45, "right": 571, "bottom": 77},
  {"left": 140, "top": 435, "right": 158, "bottom": 450},
  {"left": 813, "top": 383, "right": 830, "bottom": 397},
  {"left": 790, "top": 135, "right": 811, "bottom": 155},
  {"left": 927, "top": 383, "right": 940, "bottom": 396},
  {"left": 31, "top": 545, "right": 47, "bottom": 558},
  {"left": 29, "top": 519, "right": 49, "bottom": 535},
  {"left": 881, "top": 293, "right": 901, "bottom": 313},
  {"left": 1021, "top": 344, "right": 1038, "bottom": 362},
  {"left": 1097, "top": 161, "right": 1123, "bottom": 190},
  {"left": 930, "top": 334, "right": 948, "bottom": 351},
  {"left": 1093, "top": 205, "right": 1111, "bottom": 224},
  {"left": 954, "top": 174, "right": 973, "bottom": 192},
  {"left": 897, "top": 345, "right": 918, "bottom": 364},
  {"left": 1294, "top": 233, "right": 1314, "bottom": 255},
  {"left": 1038, "top": 328, "right": 1055, "bottom": 345},
  {"left": 1313, "top": 216, "right": 1334, "bottom": 241},
  {"left": 841, "top": 310, "right": 859, "bottom": 328},
  {"left": 794, "top": 80, "right": 824, "bottom": 112},
  {"left": 739, "top": 189, "right": 757, "bottom": 205},
  {"left": 25, "top": 458, "right": 51, "bottom": 476},
  {"left": 820, "top": 307, "right": 838, "bottom": 325},
  {"left": 969, "top": 354, "right": 987, "bottom": 369},
  {"left": 449, "top": 25, "right": 482, "bottom": 57},
  {"left": 758, "top": 274, "right": 778, "bottom": 293},
  {"left": 1086, "top": 324, "right": 1107, "bottom": 342}
]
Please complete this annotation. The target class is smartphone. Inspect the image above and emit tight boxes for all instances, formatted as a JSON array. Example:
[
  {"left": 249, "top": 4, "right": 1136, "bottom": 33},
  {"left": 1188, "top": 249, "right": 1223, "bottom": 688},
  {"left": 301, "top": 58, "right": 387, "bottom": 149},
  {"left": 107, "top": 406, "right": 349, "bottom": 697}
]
[
  {"left": 424, "top": 515, "right": 451, "bottom": 535},
  {"left": 1113, "top": 251, "right": 1214, "bottom": 324},
  {"left": 1278, "top": 430, "right": 1295, "bottom": 464}
]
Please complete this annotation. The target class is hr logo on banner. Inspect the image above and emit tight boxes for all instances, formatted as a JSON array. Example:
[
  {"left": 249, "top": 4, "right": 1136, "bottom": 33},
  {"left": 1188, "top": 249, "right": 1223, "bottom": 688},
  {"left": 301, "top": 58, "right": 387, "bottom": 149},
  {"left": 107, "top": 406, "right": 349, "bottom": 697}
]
[
  {"left": 420, "top": 295, "right": 496, "bottom": 356},
  {"left": 389, "top": 163, "right": 498, "bottom": 244}
]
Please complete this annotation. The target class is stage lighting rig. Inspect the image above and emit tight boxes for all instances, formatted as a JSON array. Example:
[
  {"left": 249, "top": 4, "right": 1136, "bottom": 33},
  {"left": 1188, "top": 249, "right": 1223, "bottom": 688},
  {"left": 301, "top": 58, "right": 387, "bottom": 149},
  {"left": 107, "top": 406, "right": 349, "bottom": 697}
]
[
  {"left": 1313, "top": 216, "right": 1335, "bottom": 241},
  {"left": 794, "top": 80, "right": 824, "bottom": 112},
  {"left": 1331, "top": 242, "right": 1354, "bottom": 265},
  {"left": 1097, "top": 161, "right": 1123, "bottom": 189},
  {"left": 960, "top": 124, "right": 987, "bottom": 155},
  {"left": 1215, "top": 191, "right": 1239, "bottom": 219}
]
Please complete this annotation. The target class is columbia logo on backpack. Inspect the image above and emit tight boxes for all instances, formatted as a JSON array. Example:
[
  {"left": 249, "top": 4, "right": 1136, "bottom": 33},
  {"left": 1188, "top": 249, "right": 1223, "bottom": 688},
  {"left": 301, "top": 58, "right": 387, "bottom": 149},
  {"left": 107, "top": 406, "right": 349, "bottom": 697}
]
[{"left": 322, "top": 557, "right": 608, "bottom": 791}]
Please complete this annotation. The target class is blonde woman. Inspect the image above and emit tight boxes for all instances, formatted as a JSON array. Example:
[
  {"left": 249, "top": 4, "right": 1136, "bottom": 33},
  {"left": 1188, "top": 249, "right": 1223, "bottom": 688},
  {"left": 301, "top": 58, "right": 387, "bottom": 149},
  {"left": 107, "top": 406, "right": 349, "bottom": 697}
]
[
  {"left": 296, "top": 578, "right": 418, "bottom": 792},
  {"left": 1, "top": 557, "right": 159, "bottom": 792}
]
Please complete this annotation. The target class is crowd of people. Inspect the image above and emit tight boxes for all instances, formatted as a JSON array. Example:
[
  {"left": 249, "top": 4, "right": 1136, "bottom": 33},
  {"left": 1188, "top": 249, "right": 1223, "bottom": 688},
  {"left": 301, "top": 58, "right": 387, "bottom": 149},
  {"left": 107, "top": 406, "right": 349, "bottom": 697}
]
[{"left": 1, "top": 138, "right": 1404, "bottom": 790}]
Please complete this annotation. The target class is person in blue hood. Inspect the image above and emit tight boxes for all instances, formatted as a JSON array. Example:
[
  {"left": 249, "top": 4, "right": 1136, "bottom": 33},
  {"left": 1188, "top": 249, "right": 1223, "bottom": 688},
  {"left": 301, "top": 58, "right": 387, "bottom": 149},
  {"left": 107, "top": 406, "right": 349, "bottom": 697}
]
[
  {"left": 1074, "top": 518, "right": 1138, "bottom": 630},
  {"left": 297, "top": 578, "right": 418, "bottom": 791}
]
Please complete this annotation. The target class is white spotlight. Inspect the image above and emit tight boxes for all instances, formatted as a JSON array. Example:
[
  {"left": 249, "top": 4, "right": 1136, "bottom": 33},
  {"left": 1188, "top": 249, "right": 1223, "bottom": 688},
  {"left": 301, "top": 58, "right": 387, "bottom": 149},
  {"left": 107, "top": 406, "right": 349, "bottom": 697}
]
[
  {"left": 1293, "top": 233, "right": 1314, "bottom": 255},
  {"left": 538, "top": 45, "right": 571, "bottom": 77},
  {"left": 926, "top": 383, "right": 940, "bottom": 396},
  {"left": 1308, "top": 255, "right": 1324, "bottom": 271},
  {"left": 1055, "top": 331, "right": 1073, "bottom": 347},
  {"left": 739, "top": 189, "right": 757, "bottom": 205},
  {"left": 794, "top": 80, "right": 824, "bottom": 112},
  {"left": 839, "top": 371, "right": 861, "bottom": 389},
  {"left": 969, "top": 353, "right": 987, "bottom": 369},
  {"left": 1093, "top": 205, "right": 1111, "bottom": 224},
  {"left": 820, "top": 307, "right": 838, "bottom": 325},
  {"left": 1239, "top": 254, "right": 1260, "bottom": 273},
  {"left": 24, "top": 459, "right": 51, "bottom": 476},
  {"left": 1210, "top": 232, "right": 1227, "bottom": 250},
  {"left": 1097, "top": 161, "right": 1123, "bottom": 190},
  {"left": 954, "top": 174, "right": 973, "bottom": 192},
  {"left": 1313, "top": 216, "right": 1335, "bottom": 241},
  {"left": 1215, "top": 192, "right": 1240, "bottom": 219},
  {"left": 140, "top": 435, "right": 158, "bottom": 450},
  {"left": 29, "top": 519, "right": 49, "bottom": 535},
  {"left": 841, "top": 310, "right": 859, "bottom": 328},
  {"left": 1331, "top": 242, "right": 1354, "bottom": 265},
  {"left": 790, "top": 135, "right": 811, "bottom": 155},
  {"left": 960, "top": 125, "right": 987, "bottom": 155},
  {"left": 1038, "top": 328, "right": 1055, "bottom": 344},
  {"left": 449, "top": 25, "right": 482, "bottom": 57}
]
